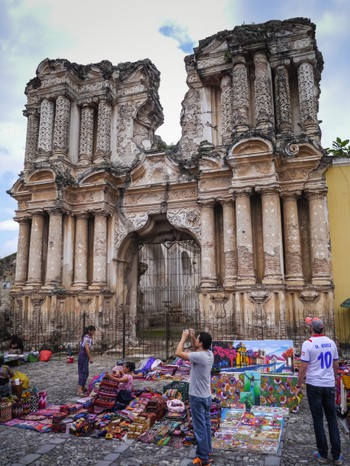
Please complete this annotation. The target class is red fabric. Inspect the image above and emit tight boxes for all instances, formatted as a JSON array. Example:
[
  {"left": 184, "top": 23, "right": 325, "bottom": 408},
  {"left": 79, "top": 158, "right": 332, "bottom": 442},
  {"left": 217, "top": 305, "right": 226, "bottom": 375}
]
[{"left": 39, "top": 350, "right": 52, "bottom": 362}]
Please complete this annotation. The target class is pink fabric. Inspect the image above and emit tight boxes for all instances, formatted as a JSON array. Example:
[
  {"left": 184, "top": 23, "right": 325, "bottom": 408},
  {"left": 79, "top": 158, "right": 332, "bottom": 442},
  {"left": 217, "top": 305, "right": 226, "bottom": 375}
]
[{"left": 119, "top": 374, "right": 133, "bottom": 391}]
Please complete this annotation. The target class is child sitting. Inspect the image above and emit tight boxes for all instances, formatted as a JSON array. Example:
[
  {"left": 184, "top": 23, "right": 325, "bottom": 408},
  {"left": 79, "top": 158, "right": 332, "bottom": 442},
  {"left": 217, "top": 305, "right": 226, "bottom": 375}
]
[{"left": 105, "top": 361, "right": 135, "bottom": 405}]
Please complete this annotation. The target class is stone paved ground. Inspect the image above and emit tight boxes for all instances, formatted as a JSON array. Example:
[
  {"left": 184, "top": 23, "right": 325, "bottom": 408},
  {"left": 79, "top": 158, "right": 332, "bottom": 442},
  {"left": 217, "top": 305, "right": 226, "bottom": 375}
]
[{"left": 0, "top": 354, "right": 349, "bottom": 466}]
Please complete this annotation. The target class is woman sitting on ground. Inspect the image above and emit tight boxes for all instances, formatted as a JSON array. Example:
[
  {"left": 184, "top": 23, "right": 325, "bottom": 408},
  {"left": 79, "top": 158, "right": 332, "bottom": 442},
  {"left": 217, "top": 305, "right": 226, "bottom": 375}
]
[
  {"left": 8, "top": 335, "right": 24, "bottom": 354},
  {"left": 105, "top": 361, "right": 136, "bottom": 405},
  {"left": 0, "top": 355, "right": 15, "bottom": 398}
]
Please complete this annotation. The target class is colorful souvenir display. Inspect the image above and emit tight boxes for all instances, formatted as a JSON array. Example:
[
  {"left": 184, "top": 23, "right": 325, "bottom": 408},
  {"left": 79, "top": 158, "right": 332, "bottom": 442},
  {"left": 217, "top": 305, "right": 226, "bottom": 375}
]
[
  {"left": 260, "top": 374, "right": 298, "bottom": 411},
  {"left": 211, "top": 373, "right": 244, "bottom": 406},
  {"left": 212, "top": 407, "right": 285, "bottom": 454}
]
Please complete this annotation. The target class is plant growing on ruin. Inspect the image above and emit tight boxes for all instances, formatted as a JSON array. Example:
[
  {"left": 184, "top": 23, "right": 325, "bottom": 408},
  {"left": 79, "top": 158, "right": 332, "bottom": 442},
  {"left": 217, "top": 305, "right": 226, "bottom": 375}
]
[{"left": 326, "top": 137, "right": 350, "bottom": 158}]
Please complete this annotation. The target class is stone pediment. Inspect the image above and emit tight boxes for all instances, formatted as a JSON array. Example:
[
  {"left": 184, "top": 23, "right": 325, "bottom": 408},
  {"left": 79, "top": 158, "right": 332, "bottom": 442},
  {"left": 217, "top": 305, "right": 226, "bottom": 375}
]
[
  {"left": 230, "top": 138, "right": 273, "bottom": 157},
  {"left": 27, "top": 170, "right": 56, "bottom": 184},
  {"left": 130, "top": 153, "right": 181, "bottom": 186},
  {"left": 78, "top": 170, "right": 124, "bottom": 186},
  {"left": 196, "top": 38, "right": 228, "bottom": 56}
]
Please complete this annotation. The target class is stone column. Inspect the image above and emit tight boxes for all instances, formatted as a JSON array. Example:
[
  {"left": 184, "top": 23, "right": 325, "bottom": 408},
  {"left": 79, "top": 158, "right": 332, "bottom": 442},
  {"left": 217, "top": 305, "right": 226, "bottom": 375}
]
[
  {"left": 259, "top": 188, "right": 283, "bottom": 283},
  {"left": 95, "top": 99, "right": 112, "bottom": 163},
  {"left": 254, "top": 53, "right": 274, "bottom": 133},
  {"left": 79, "top": 104, "right": 94, "bottom": 165},
  {"left": 221, "top": 199, "right": 237, "bottom": 287},
  {"left": 297, "top": 61, "right": 320, "bottom": 140},
  {"left": 232, "top": 55, "right": 250, "bottom": 134},
  {"left": 62, "top": 214, "right": 75, "bottom": 288},
  {"left": 234, "top": 189, "right": 255, "bottom": 283},
  {"left": 72, "top": 214, "right": 89, "bottom": 289},
  {"left": 14, "top": 218, "right": 31, "bottom": 287},
  {"left": 45, "top": 210, "right": 63, "bottom": 286},
  {"left": 199, "top": 200, "right": 217, "bottom": 288},
  {"left": 90, "top": 212, "right": 108, "bottom": 289},
  {"left": 37, "top": 98, "right": 54, "bottom": 155},
  {"left": 306, "top": 189, "right": 332, "bottom": 284},
  {"left": 273, "top": 63, "right": 293, "bottom": 135},
  {"left": 281, "top": 192, "right": 304, "bottom": 282},
  {"left": 53, "top": 95, "right": 71, "bottom": 156},
  {"left": 27, "top": 212, "right": 45, "bottom": 286},
  {"left": 220, "top": 75, "right": 233, "bottom": 145},
  {"left": 23, "top": 108, "right": 39, "bottom": 165}
]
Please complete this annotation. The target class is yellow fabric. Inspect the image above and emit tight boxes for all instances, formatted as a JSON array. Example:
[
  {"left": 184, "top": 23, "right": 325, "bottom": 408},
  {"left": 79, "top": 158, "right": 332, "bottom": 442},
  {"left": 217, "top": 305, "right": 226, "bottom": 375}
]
[{"left": 13, "top": 371, "right": 29, "bottom": 389}]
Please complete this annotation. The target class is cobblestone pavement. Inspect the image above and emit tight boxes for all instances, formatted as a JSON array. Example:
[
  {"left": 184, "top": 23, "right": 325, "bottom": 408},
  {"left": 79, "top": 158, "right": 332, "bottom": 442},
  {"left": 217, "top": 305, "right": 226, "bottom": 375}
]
[{"left": 0, "top": 355, "right": 349, "bottom": 466}]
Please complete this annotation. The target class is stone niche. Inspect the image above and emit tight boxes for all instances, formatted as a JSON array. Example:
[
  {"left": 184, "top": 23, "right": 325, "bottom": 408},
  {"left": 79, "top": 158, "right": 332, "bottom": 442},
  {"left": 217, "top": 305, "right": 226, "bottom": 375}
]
[{"left": 8, "top": 18, "right": 335, "bottom": 351}]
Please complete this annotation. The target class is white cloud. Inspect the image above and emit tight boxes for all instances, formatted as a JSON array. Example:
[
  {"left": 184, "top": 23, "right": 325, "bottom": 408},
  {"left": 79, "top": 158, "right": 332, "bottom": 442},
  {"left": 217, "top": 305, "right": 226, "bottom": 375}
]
[{"left": 0, "top": 220, "right": 18, "bottom": 232}]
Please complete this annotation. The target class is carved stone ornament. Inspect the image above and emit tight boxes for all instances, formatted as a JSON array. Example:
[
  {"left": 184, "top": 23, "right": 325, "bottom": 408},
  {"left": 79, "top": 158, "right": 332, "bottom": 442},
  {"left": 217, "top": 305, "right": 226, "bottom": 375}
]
[
  {"left": 210, "top": 293, "right": 229, "bottom": 319},
  {"left": 167, "top": 208, "right": 201, "bottom": 241},
  {"left": 299, "top": 288, "right": 320, "bottom": 305},
  {"left": 249, "top": 289, "right": 270, "bottom": 305},
  {"left": 284, "top": 142, "right": 300, "bottom": 157},
  {"left": 30, "top": 294, "right": 45, "bottom": 307}
]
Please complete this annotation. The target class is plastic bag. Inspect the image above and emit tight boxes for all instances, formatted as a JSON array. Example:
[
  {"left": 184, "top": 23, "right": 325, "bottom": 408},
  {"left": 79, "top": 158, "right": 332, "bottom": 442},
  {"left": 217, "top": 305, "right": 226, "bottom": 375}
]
[{"left": 13, "top": 371, "right": 29, "bottom": 389}]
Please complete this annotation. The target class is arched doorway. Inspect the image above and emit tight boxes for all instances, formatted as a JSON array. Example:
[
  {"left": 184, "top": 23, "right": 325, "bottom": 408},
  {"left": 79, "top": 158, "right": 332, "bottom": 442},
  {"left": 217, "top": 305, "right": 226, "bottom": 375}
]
[
  {"left": 138, "top": 239, "right": 200, "bottom": 359},
  {"left": 118, "top": 213, "right": 201, "bottom": 359}
]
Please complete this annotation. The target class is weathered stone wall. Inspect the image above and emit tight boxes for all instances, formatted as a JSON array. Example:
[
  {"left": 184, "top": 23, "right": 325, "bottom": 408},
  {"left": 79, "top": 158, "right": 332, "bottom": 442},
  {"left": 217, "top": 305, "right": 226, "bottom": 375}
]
[{"left": 8, "top": 18, "right": 335, "bottom": 350}]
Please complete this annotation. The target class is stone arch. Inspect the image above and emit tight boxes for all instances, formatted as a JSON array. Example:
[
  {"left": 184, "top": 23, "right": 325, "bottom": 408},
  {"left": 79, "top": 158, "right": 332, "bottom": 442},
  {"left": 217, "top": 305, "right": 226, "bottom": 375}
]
[{"left": 114, "top": 212, "right": 201, "bottom": 357}]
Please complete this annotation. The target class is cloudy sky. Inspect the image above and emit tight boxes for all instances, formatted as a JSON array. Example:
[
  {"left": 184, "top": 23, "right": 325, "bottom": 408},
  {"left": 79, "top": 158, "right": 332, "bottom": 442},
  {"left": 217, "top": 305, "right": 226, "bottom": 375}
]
[{"left": 1, "top": 0, "right": 349, "bottom": 258}]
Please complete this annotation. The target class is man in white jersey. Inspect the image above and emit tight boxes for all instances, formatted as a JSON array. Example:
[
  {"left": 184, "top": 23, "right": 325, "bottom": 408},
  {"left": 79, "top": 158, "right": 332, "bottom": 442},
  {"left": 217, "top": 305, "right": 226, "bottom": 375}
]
[
  {"left": 176, "top": 329, "right": 214, "bottom": 466},
  {"left": 296, "top": 317, "right": 344, "bottom": 465}
]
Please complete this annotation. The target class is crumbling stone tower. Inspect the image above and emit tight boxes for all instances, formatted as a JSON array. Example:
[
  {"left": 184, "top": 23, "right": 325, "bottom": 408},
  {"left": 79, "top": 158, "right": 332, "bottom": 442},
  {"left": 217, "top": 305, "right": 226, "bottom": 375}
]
[{"left": 9, "top": 18, "right": 333, "bottom": 351}]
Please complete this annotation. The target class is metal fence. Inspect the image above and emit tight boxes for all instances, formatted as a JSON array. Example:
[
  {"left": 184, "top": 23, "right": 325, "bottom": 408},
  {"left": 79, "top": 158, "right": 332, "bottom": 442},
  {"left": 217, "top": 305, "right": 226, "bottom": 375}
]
[{"left": 1, "top": 239, "right": 350, "bottom": 360}]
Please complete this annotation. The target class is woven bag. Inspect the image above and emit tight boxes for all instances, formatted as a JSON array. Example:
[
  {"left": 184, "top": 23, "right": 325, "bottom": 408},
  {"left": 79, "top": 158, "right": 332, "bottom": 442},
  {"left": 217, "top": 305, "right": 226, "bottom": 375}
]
[
  {"left": 0, "top": 401, "right": 12, "bottom": 422},
  {"left": 30, "top": 394, "right": 39, "bottom": 413},
  {"left": 12, "top": 400, "right": 23, "bottom": 418}
]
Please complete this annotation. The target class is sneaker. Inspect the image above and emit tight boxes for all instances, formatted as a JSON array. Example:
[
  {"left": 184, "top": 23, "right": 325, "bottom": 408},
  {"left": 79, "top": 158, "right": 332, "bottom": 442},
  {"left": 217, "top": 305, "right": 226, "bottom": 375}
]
[
  {"left": 313, "top": 452, "right": 327, "bottom": 463},
  {"left": 190, "top": 457, "right": 211, "bottom": 466},
  {"left": 334, "top": 454, "right": 344, "bottom": 465}
]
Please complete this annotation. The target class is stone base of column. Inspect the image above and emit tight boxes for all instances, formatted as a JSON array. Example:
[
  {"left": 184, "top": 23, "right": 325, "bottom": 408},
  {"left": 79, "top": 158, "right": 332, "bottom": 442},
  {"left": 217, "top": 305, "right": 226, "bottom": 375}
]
[
  {"left": 78, "top": 156, "right": 92, "bottom": 166},
  {"left": 71, "top": 282, "right": 88, "bottom": 290},
  {"left": 285, "top": 275, "right": 304, "bottom": 286},
  {"left": 236, "top": 277, "right": 256, "bottom": 286},
  {"left": 200, "top": 278, "right": 217, "bottom": 288},
  {"left": 223, "top": 277, "right": 236, "bottom": 289},
  {"left": 42, "top": 282, "right": 61, "bottom": 290},
  {"left": 311, "top": 276, "right": 333, "bottom": 286},
  {"left": 12, "top": 281, "right": 25, "bottom": 291},
  {"left": 262, "top": 275, "right": 283, "bottom": 285},
  {"left": 89, "top": 282, "right": 108, "bottom": 292},
  {"left": 23, "top": 282, "right": 42, "bottom": 290}
]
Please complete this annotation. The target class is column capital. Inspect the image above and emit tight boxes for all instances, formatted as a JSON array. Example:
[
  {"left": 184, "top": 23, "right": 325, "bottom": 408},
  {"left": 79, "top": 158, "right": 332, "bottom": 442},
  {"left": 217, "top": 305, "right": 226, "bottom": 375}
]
[
  {"left": 28, "top": 209, "right": 45, "bottom": 217},
  {"left": 304, "top": 187, "right": 328, "bottom": 199},
  {"left": 280, "top": 190, "right": 302, "bottom": 201},
  {"left": 14, "top": 216, "right": 31, "bottom": 224},
  {"left": 197, "top": 199, "right": 215, "bottom": 207},
  {"left": 218, "top": 197, "right": 233, "bottom": 206},
  {"left": 255, "top": 185, "right": 280, "bottom": 196},
  {"left": 230, "top": 187, "right": 252, "bottom": 198}
]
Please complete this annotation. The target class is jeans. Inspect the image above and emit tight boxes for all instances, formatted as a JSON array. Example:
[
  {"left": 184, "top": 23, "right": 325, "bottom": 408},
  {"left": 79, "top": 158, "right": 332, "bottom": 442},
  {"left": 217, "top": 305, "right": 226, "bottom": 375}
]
[
  {"left": 306, "top": 384, "right": 341, "bottom": 460},
  {"left": 190, "top": 395, "right": 212, "bottom": 462}
]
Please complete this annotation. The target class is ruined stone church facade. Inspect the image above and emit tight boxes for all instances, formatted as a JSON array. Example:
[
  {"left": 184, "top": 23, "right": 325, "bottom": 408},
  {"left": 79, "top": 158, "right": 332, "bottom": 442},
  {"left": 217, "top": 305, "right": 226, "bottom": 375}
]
[{"left": 9, "top": 18, "right": 334, "bottom": 351}]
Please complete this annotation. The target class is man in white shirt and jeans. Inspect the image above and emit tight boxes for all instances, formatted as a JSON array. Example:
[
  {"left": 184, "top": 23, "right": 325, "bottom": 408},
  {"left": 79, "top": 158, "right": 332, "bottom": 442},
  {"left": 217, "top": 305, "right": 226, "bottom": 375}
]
[
  {"left": 296, "top": 317, "right": 344, "bottom": 465},
  {"left": 176, "top": 328, "right": 214, "bottom": 466}
]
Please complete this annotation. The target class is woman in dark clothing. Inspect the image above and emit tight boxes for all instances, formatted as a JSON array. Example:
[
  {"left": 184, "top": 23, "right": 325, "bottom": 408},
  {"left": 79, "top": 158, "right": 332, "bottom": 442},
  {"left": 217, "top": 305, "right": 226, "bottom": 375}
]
[
  {"left": 8, "top": 335, "right": 24, "bottom": 354},
  {"left": 77, "top": 325, "right": 96, "bottom": 396}
]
